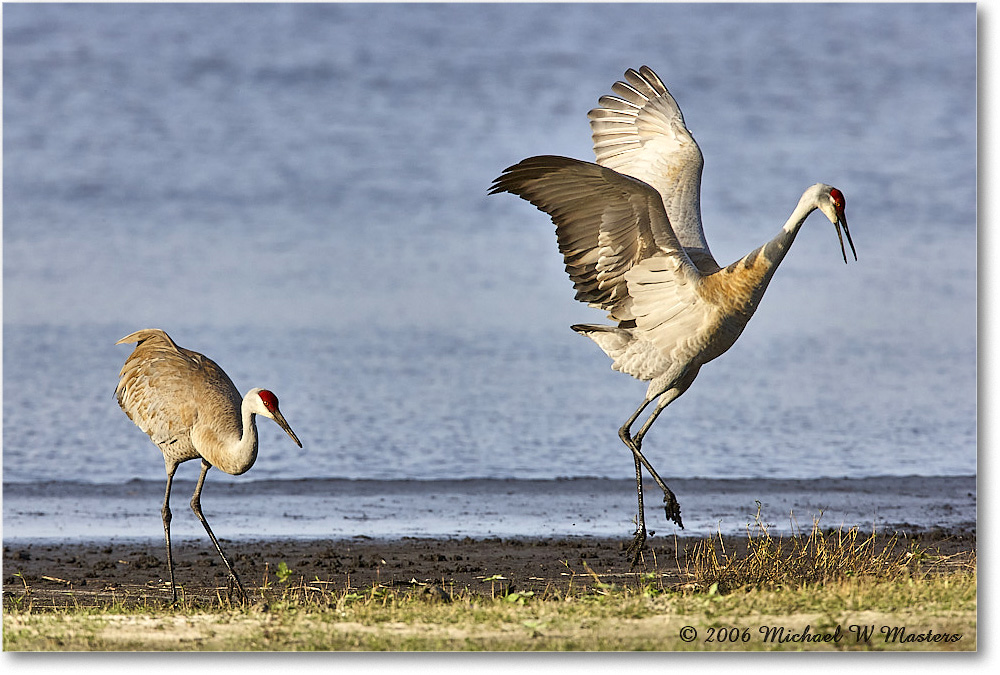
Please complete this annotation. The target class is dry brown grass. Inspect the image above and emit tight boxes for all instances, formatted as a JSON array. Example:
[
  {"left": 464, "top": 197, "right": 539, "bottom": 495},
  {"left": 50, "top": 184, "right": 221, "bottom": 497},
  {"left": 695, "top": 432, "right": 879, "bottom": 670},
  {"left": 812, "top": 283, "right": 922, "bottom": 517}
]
[{"left": 681, "top": 503, "right": 972, "bottom": 594}]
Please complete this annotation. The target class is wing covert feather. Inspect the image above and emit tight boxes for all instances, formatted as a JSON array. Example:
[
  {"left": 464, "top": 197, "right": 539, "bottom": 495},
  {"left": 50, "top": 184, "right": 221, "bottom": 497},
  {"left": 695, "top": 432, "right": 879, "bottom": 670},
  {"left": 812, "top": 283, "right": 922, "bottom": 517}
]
[
  {"left": 491, "top": 155, "right": 697, "bottom": 320},
  {"left": 115, "top": 330, "right": 241, "bottom": 449},
  {"left": 625, "top": 255, "right": 716, "bottom": 361}
]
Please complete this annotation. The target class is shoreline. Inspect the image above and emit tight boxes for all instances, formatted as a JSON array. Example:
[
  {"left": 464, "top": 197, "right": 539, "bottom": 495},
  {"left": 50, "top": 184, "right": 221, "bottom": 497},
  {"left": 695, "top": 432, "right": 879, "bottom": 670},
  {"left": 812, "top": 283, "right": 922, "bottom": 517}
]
[{"left": 3, "top": 474, "right": 977, "bottom": 541}]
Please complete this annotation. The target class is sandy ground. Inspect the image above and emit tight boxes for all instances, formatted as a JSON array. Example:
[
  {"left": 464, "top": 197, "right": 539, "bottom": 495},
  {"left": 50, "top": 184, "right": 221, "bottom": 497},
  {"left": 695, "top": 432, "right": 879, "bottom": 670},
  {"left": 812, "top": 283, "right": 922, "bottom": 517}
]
[{"left": 3, "top": 524, "right": 976, "bottom": 609}]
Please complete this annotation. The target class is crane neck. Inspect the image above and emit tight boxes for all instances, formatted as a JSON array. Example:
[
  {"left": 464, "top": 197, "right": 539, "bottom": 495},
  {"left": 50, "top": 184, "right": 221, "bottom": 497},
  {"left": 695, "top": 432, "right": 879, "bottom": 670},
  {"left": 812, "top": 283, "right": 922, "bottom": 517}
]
[
  {"left": 706, "top": 196, "right": 821, "bottom": 320},
  {"left": 757, "top": 195, "right": 820, "bottom": 270},
  {"left": 238, "top": 397, "right": 261, "bottom": 472},
  {"left": 723, "top": 197, "right": 818, "bottom": 277},
  {"left": 213, "top": 396, "right": 260, "bottom": 476}
]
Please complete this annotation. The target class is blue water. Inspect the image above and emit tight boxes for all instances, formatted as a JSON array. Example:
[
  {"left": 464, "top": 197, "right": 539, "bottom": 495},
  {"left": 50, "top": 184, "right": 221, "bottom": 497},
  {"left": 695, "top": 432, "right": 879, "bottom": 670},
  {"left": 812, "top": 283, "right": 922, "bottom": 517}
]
[{"left": 3, "top": 4, "right": 976, "bottom": 496}]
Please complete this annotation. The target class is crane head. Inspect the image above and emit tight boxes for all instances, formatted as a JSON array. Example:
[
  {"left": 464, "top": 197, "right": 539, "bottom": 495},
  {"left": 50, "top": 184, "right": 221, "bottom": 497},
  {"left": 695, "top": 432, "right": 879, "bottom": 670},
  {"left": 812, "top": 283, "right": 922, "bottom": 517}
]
[
  {"left": 250, "top": 388, "right": 303, "bottom": 448},
  {"left": 815, "top": 185, "right": 856, "bottom": 264}
]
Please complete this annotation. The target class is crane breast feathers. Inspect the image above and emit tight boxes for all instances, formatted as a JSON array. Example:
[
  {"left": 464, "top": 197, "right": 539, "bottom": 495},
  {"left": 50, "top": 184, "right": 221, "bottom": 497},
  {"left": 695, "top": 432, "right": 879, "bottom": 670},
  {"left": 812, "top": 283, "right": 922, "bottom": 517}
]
[
  {"left": 588, "top": 67, "right": 713, "bottom": 265},
  {"left": 625, "top": 255, "right": 714, "bottom": 359},
  {"left": 491, "top": 155, "right": 695, "bottom": 314}
]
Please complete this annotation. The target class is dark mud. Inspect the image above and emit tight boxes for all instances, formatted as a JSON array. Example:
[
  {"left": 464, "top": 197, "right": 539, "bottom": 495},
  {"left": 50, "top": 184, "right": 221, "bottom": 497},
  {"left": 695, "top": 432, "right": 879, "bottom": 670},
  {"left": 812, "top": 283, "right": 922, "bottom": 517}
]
[{"left": 3, "top": 525, "right": 976, "bottom": 609}]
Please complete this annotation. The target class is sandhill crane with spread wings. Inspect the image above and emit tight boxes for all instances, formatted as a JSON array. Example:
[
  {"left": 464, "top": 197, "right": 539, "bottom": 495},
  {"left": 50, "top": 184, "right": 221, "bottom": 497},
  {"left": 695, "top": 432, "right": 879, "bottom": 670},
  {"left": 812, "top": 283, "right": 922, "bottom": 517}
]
[
  {"left": 115, "top": 328, "right": 302, "bottom": 603},
  {"left": 491, "top": 66, "right": 856, "bottom": 563}
]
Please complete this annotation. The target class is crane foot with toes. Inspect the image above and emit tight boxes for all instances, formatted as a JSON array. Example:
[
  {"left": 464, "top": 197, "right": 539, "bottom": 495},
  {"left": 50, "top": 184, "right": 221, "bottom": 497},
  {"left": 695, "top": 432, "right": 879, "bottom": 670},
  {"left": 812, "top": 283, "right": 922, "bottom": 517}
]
[
  {"left": 627, "top": 528, "right": 648, "bottom": 567},
  {"left": 663, "top": 491, "right": 683, "bottom": 529},
  {"left": 227, "top": 575, "right": 251, "bottom": 605}
]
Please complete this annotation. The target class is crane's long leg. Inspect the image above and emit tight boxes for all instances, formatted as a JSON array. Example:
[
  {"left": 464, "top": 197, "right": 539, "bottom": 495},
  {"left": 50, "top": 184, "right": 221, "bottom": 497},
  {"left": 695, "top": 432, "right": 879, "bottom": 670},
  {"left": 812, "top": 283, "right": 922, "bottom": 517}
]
[
  {"left": 619, "top": 394, "right": 683, "bottom": 563},
  {"left": 629, "top": 454, "right": 647, "bottom": 564},
  {"left": 161, "top": 463, "right": 179, "bottom": 604},
  {"left": 618, "top": 375, "right": 697, "bottom": 565},
  {"left": 630, "top": 391, "right": 684, "bottom": 526},
  {"left": 190, "top": 460, "right": 249, "bottom": 603},
  {"left": 619, "top": 396, "right": 655, "bottom": 564}
]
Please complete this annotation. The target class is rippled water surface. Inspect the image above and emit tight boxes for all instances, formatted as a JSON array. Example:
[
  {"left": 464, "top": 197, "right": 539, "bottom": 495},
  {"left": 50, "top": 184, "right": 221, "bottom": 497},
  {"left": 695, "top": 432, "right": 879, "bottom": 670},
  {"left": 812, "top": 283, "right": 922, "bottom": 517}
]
[{"left": 3, "top": 4, "right": 976, "bottom": 493}]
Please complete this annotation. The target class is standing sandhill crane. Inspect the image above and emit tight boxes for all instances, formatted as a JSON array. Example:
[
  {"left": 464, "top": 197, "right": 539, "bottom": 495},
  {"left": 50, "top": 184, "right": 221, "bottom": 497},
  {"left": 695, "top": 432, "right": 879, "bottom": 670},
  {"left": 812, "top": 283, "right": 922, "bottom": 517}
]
[
  {"left": 490, "top": 66, "right": 856, "bottom": 563},
  {"left": 115, "top": 328, "right": 301, "bottom": 603}
]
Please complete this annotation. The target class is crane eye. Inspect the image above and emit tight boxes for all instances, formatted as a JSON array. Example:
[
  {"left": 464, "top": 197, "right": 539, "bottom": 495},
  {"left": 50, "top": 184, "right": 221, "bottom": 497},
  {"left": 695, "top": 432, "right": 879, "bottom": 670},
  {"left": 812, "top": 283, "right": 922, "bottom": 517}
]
[
  {"left": 829, "top": 187, "right": 846, "bottom": 211},
  {"left": 258, "top": 389, "right": 279, "bottom": 411}
]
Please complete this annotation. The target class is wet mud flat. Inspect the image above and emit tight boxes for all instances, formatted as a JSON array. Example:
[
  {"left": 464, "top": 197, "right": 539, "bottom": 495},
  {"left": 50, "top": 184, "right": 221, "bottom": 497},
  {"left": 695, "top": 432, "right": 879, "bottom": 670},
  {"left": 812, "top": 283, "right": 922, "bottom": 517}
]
[
  {"left": 3, "top": 524, "right": 976, "bottom": 609},
  {"left": 3, "top": 475, "right": 978, "bottom": 541}
]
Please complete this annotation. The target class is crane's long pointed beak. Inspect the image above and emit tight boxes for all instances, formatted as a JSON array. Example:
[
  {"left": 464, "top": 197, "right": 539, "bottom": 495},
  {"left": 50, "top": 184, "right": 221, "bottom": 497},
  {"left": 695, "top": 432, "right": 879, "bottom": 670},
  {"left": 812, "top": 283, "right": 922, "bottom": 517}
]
[
  {"left": 835, "top": 213, "right": 857, "bottom": 264},
  {"left": 272, "top": 409, "right": 302, "bottom": 448}
]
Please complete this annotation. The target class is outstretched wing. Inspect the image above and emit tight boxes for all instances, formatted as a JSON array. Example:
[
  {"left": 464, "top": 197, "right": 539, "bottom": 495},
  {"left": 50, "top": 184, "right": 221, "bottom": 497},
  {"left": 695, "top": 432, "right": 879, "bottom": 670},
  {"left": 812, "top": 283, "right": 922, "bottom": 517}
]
[
  {"left": 589, "top": 66, "right": 717, "bottom": 273},
  {"left": 490, "top": 155, "right": 704, "bottom": 325}
]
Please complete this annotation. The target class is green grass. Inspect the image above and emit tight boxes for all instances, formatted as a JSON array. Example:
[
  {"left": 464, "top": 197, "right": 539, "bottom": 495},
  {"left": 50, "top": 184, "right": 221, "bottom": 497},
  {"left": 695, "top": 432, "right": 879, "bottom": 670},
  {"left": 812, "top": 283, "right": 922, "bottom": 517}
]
[
  {"left": 4, "top": 517, "right": 976, "bottom": 651},
  {"left": 3, "top": 572, "right": 976, "bottom": 651}
]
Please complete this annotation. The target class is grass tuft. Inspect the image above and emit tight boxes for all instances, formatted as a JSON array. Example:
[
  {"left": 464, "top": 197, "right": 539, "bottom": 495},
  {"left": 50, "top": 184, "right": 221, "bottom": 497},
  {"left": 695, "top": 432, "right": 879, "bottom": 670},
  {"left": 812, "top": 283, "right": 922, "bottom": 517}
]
[{"left": 681, "top": 503, "right": 963, "bottom": 594}]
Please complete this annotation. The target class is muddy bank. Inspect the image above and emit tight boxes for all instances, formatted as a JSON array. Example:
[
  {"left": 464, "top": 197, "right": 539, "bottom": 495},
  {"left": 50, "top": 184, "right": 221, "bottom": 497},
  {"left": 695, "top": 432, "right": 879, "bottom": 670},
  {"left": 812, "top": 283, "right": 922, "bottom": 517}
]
[{"left": 3, "top": 524, "right": 976, "bottom": 609}]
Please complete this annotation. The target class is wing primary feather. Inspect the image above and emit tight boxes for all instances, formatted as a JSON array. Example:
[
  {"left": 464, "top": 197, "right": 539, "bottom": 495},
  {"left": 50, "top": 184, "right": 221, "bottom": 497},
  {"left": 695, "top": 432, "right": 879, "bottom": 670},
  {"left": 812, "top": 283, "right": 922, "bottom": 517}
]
[{"left": 588, "top": 67, "right": 716, "bottom": 272}]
